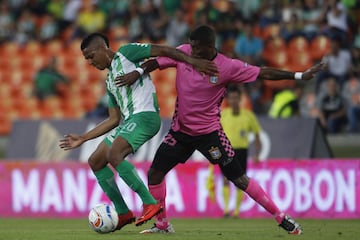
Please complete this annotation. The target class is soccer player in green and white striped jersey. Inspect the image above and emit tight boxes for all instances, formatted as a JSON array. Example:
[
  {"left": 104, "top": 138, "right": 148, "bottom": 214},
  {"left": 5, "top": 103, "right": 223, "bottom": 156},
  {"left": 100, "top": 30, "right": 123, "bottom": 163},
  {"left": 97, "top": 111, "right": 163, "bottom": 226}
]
[{"left": 59, "top": 33, "right": 217, "bottom": 230}]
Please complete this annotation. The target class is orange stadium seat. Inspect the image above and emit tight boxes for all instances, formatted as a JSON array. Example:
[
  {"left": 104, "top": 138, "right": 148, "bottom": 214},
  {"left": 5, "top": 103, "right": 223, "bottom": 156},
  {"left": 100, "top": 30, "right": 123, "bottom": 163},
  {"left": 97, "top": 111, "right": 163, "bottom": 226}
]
[
  {"left": 213, "top": 0, "right": 230, "bottom": 12},
  {"left": 23, "top": 41, "right": 42, "bottom": 56},
  {"left": 39, "top": 96, "right": 63, "bottom": 119},
  {"left": 0, "top": 58, "right": 8, "bottom": 72},
  {"left": 31, "top": 54, "right": 47, "bottom": 70},
  {"left": 262, "top": 24, "right": 281, "bottom": 39},
  {"left": 288, "top": 36, "right": 309, "bottom": 53},
  {"left": 44, "top": 39, "right": 64, "bottom": 56},
  {"left": 287, "top": 51, "right": 313, "bottom": 72},
  {"left": 263, "top": 37, "right": 286, "bottom": 62},
  {"left": 1, "top": 42, "right": 20, "bottom": 57},
  {"left": 65, "top": 39, "right": 83, "bottom": 56},
  {"left": 0, "top": 81, "right": 12, "bottom": 99},
  {"left": 266, "top": 50, "right": 288, "bottom": 68},
  {"left": 310, "top": 35, "right": 330, "bottom": 60},
  {"left": 150, "top": 69, "right": 165, "bottom": 83},
  {"left": 56, "top": 52, "right": 73, "bottom": 71},
  {"left": 61, "top": 97, "right": 85, "bottom": 119},
  {"left": 87, "top": 66, "right": 104, "bottom": 84},
  {"left": 108, "top": 26, "right": 128, "bottom": 41},
  {"left": 9, "top": 84, "right": 24, "bottom": 99},
  {"left": 81, "top": 96, "right": 97, "bottom": 112},
  {"left": 17, "top": 97, "right": 40, "bottom": 119},
  {"left": 157, "top": 91, "right": 175, "bottom": 118},
  {"left": 9, "top": 70, "right": 32, "bottom": 86},
  {"left": 0, "top": 95, "right": 12, "bottom": 113},
  {"left": 160, "top": 68, "right": 177, "bottom": 85},
  {"left": 0, "top": 112, "right": 12, "bottom": 135},
  {"left": 11, "top": 97, "right": 27, "bottom": 118},
  {"left": 7, "top": 57, "right": 22, "bottom": 70}
]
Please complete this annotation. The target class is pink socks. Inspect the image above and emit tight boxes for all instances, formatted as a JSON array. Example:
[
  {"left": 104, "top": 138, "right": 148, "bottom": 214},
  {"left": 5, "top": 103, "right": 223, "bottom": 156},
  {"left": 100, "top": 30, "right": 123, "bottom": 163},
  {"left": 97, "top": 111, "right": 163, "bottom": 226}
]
[
  {"left": 149, "top": 181, "right": 169, "bottom": 229},
  {"left": 149, "top": 178, "right": 285, "bottom": 227},
  {"left": 245, "top": 178, "right": 284, "bottom": 224}
]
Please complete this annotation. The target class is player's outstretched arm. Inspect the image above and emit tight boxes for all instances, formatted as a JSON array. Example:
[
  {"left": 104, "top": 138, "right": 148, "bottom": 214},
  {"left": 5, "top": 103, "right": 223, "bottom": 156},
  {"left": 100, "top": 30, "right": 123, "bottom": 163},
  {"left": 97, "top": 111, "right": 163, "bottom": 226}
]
[
  {"left": 59, "top": 107, "right": 121, "bottom": 150},
  {"left": 59, "top": 133, "right": 86, "bottom": 150},
  {"left": 115, "top": 59, "right": 159, "bottom": 87},
  {"left": 258, "top": 62, "right": 326, "bottom": 81},
  {"left": 150, "top": 44, "right": 218, "bottom": 76}
]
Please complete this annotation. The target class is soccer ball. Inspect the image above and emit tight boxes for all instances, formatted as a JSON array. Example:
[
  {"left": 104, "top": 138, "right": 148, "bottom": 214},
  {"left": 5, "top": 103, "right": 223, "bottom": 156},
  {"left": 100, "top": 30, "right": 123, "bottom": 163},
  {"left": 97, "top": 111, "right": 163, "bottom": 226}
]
[{"left": 88, "top": 203, "right": 118, "bottom": 233}]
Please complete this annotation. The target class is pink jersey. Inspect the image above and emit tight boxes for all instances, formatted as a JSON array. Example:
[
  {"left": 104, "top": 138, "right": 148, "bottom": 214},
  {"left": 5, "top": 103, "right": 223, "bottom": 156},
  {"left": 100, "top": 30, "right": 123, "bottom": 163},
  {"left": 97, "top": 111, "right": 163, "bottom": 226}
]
[{"left": 157, "top": 44, "right": 260, "bottom": 136}]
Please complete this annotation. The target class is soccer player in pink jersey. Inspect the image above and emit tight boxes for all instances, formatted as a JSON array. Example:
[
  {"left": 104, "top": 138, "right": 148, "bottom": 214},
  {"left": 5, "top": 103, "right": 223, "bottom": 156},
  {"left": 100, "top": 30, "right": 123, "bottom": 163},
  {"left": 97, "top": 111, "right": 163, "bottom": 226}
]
[{"left": 116, "top": 25, "right": 325, "bottom": 235}]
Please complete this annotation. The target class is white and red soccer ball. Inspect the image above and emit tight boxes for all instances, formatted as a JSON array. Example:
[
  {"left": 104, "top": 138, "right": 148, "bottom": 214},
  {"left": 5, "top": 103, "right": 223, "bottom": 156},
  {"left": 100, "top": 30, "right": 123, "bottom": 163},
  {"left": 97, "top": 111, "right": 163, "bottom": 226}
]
[{"left": 88, "top": 203, "right": 118, "bottom": 233}]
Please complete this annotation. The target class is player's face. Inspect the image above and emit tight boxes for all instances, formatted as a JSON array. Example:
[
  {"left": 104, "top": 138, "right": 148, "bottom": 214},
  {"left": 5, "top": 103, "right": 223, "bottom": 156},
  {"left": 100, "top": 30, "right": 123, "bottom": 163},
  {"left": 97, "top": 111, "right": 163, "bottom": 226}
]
[
  {"left": 227, "top": 92, "right": 241, "bottom": 110},
  {"left": 82, "top": 46, "right": 108, "bottom": 70},
  {"left": 190, "top": 40, "right": 214, "bottom": 60}
]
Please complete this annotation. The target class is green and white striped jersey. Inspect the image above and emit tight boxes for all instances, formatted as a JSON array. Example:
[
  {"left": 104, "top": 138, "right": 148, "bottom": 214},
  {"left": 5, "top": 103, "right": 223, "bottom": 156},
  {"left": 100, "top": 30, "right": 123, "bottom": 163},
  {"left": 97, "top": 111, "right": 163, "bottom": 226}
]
[{"left": 106, "top": 43, "right": 159, "bottom": 120}]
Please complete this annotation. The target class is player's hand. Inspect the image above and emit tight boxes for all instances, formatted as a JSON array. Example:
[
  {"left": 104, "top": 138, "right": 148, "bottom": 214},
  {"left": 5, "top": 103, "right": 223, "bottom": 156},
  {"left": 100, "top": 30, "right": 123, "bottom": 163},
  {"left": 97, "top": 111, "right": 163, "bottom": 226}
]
[
  {"left": 59, "top": 134, "right": 85, "bottom": 150},
  {"left": 114, "top": 71, "right": 140, "bottom": 87},
  {"left": 189, "top": 58, "right": 218, "bottom": 76},
  {"left": 302, "top": 61, "right": 327, "bottom": 81}
]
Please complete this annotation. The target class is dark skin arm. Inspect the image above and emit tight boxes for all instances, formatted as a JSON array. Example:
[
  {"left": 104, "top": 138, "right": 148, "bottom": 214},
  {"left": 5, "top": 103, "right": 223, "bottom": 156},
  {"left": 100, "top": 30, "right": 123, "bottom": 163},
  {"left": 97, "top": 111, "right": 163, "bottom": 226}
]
[
  {"left": 115, "top": 59, "right": 326, "bottom": 87},
  {"left": 149, "top": 44, "right": 218, "bottom": 76},
  {"left": 258, "top": 62, "right": 326, "bottom": 81},
  {"left": 115, "top": 59, "right": 160, "bottom": 87},
  {"left": 115, "top": 45, "right": 218, "bottom": 87},
  {"left": 59, "top": 107, "right": 121, "bottom": 150}
]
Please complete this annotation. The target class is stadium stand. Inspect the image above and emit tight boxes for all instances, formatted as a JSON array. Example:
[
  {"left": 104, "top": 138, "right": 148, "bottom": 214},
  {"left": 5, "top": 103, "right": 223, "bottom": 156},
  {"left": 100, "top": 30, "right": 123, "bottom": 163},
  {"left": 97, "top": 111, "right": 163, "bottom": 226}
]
[{"left": 0, "top": 0, "right": 359, "bottom": 135}]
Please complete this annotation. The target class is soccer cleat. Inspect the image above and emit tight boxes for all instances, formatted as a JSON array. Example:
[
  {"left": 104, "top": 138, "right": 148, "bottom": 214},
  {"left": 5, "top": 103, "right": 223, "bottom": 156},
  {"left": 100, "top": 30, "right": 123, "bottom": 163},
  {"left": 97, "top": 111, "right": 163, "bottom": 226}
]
[
  {"left": 113, "top": 210, "right": 136, "bottom": 231},
  {"left": 140, "top": 223, "right": 175, "bottom": 234},
  {"left": 279, "top": 215, "right": 303, "bottom": 235},
  {"left": 135, "top": 203, "right": 163, "bottom": 226}
]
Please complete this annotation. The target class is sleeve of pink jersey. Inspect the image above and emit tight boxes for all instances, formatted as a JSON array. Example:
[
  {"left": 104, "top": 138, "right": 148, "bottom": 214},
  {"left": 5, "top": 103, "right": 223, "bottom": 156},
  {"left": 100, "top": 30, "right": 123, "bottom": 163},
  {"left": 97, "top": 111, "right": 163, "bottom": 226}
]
[
  {"left": 229, "top": 59, "right": 260, "bottom": 83},
  {"left": 156, "top": 56, "right": 178, "bottom": 70},
  {"left": 156, "top": 44, "right": 190, "bottom": 70}
]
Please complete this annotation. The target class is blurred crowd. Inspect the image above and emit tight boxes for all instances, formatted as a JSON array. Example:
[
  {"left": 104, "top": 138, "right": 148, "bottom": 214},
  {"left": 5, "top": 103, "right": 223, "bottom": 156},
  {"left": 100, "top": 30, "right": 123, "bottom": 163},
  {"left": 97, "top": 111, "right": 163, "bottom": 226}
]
[{"left": 0, "top": 0, "right": 360, "bottom": 133}]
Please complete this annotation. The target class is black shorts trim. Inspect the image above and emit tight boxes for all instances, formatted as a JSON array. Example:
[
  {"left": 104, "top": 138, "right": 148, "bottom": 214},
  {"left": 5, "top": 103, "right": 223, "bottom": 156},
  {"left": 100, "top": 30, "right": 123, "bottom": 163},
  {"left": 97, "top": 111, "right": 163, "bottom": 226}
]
[{"left": 151, "top": 129, "right": 246, "bottom": 180}]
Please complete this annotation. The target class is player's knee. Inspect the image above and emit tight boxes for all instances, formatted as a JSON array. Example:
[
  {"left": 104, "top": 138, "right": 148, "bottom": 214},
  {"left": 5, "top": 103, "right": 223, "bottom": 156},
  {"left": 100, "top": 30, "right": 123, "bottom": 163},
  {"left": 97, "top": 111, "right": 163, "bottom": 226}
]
[
  {"left": 231, "top": 175, "right": 249, "bottom": 191},
  {"left": 107, "top": 141, "right": 132, "bottom": 168},
  {"left": 107, "top": 152, "right": 123, "bottom": 169},
  {"left": 148, "top": 168, "right": 165, "bottom": 185},
  {"left": 88, "top": 155, "right": 105, "bottom": 172},
  {"left": 219, "top": 158, "right": 245, "bottom": 184}
]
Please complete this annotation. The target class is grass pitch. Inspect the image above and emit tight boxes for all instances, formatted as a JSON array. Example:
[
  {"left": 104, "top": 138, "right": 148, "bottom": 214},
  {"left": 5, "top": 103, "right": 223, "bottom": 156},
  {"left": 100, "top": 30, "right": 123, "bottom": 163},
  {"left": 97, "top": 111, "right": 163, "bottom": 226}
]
[{"left": 0, "top": 218, "right": 359, "bottom": 240}]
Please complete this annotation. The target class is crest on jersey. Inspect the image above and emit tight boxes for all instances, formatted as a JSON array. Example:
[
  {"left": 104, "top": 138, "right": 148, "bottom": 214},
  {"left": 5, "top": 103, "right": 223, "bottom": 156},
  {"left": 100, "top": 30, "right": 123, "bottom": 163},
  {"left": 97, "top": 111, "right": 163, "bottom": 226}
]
[
  {"left": 209, "top": 146, "right": 222, "bottom": 160},
  {"left": 209, "top": 76, "right": 218, "bottom": 84}
]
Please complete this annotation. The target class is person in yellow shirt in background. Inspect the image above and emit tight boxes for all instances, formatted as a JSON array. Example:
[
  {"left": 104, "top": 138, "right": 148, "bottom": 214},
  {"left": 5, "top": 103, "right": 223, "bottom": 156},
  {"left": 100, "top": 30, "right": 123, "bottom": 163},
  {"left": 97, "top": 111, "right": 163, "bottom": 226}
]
[
  {"left": 268, "top": 85, "right": 302, "bottom": 118},
  {"left": 207, "top": 85, "right": 261, "bottom": 218}
]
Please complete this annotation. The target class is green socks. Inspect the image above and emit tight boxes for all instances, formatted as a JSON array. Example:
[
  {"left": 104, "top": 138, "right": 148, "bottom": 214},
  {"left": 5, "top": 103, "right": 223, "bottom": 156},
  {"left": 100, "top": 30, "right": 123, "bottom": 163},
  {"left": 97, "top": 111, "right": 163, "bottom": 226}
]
[
  {"left": 94, "top": 160, "right": 157, "bottom": 214},
  {"left": 116, "top": 160, "right": 157, "bottom": 205},
  {"left": 94, "top": 166, "right": 129, "bottom": 214}
]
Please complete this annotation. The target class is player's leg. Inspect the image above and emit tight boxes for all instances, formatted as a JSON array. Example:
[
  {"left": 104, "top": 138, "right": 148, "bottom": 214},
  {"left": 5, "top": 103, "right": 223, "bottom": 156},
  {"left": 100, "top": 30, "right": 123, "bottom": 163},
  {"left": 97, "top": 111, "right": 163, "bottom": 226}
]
[
  {"left": 198, "top": 130, "right": 302, "bottom": 235},
  {"left": 222, "top": 176, "right": 231, "bottom": 218},
  {"left": 106, "top": 112, "right": 162, "bottom": 226},
  {"left": 88, "top": 141, "right": 135, "bottom": 230},
  {"left": 142, "top": 130, "right": 194, "bottom": 234},
  {"left": 222, "top": 149, "right": 246, "bottom": 218},
  {"left": 232, "top": 149, "right": 247, "bottom": 217},
  {"left": 231, "top": 174, "right": 302, "bottom": 234}
]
